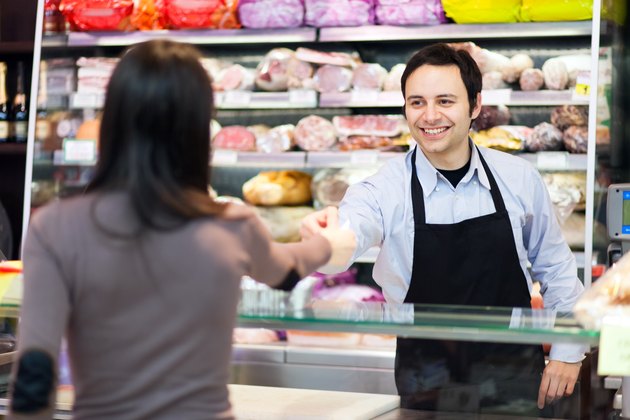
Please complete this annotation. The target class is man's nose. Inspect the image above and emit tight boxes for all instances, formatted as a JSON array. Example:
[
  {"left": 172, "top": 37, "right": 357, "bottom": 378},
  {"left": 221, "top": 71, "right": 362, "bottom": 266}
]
[{"left": 424, "top": 103, "right": 440, "bottom": 123}]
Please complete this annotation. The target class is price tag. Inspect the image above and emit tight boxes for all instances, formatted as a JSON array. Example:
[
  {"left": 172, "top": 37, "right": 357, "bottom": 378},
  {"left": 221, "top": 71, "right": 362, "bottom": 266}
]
[
  {"left": 71, "top": 93, "right": 104, "bottom": 109},
  {"left": 289, "top": 89, "right": 317, "bottom": 106},
  {"left": 223, "top": 90, "right": 251, "bottom": 107},
  {"left": 536, "top": 152, "right": 569, "bottom": 170},
  {"left": 212, "top": 149, "right": 238, "bottom": 165},
  {"left": 598, "top": 316, "right": 630, "bottom": 376},
  {"left": 351, "top": 89, "right": 380, "bottom": 104},
  {"left": 572, "top": 71, "right": 591, "bottom": 100},
  {"left": 481, "top": 89, "right": 512, "bottom": 105},
  {"left": 62, "top": 139, "right": 97, "bottom": 164},
  {"left": 350, "top": 150, "right": 379, "bottom": 165},
  {"left": 214, "top": 92, "right": 225, "bottom": 107}
]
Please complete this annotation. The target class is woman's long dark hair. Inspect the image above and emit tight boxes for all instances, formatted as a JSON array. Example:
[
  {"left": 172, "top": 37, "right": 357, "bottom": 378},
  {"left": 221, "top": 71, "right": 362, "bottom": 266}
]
[{"left": 86, "top": 40, "right": 225, "bottom": 229}]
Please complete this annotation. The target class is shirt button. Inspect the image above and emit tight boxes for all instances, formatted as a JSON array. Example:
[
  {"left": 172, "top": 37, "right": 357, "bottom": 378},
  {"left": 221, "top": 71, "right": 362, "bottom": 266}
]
[
  {"left": 473, "top": 181, "right": 478, "bottom": 185},
  {"left": 435, "top": 187, "right": 440, "bottom": 192}
]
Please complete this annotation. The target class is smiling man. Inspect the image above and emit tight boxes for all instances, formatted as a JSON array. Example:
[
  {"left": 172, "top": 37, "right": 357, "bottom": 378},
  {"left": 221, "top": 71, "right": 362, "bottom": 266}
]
[{"left": 300, "top": 43, "right": 586, "bottom": 417}]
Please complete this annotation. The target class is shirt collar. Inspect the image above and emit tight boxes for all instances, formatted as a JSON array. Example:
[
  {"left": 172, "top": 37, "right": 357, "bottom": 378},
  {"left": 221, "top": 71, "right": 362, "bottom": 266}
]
[{"left": 411, "top": 140, "right": 492, "bottom": 197}]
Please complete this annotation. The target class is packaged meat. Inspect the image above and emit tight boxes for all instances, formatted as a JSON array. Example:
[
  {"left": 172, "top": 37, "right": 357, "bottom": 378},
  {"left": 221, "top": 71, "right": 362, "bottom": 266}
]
[
  {"left": 255, "top": 48, "right": 295, "bottom": 92},
  {"left": 550, "top": 105, "right": 588, "bottom": 130},
  {"left": 242, "top": 170, "right": 312, "bottom": 206},
  {"left": 256, "top": 124, "right": 295, "bottom": 153},
  {"left": 213, "top": 126, "right": 256, "bottom": 151},
  {"left": 253, "top": 206, "right": 315, "bottom": 242},
  {"left": 351, "top": 63, "right": 387, "bottom": 91},
  {"left": 519, "top": 68, "right": 544, "bottom": 91},
  {"left": 60, "top": 0, "right": 134, "bottom": 31},
  {"left": 286, "top": 58, "right": 315, "bottom": 89},
  {"left": 313, "top": 65, "right": 353, "bottom": 93},
  {"left": 247, "top": 124, "right": 271, "bottom": 139},
  {"left": 332, "top": 115, "right": 403, "bottom": 137},
  {"left": 304, "top": 0, "right": 375, "bottom": 27},
  {"left": 471, "top": 105, "right": 510, "bottom": 131},
  {"left": 553, "top": 54, "right": 591, "bottom": 87},
  {"left": 501, "top": 53, "right": 534, "bottom": 83},
  {"left": 295, "top": 47, "right": 359, "bottom": 68},
  {"left": 562, "top": 125, "right": 588, "bottom": 154},
  {"left": 574, "top": 251, "right": 630, "bottom": 330},
  {"left": 214, "top": 64, "right": 255, "bottom": 91},
  {"left": 542, "top": 58, "right": 569, "bottom": 90},
  {"left": 311, "top": 168, "right": 377, "bottom": 208},
  {"left": 482, "top": 71, "right": 509, "bottom": 90},
  {"left": 442, "top": 0, "right": 521, "bottom": 23},
  {"left": 383, "top": 63, "right": 405, "bottom": 92},
  {"left": 525, "top": 122, "right": 563, "bottom": 152},
  {"left": 131, "top": 0, "right": 167, "bottom": 30},
  {"left": 294, "top": 115, "right": 337, "bottom": 151},
  {"left": 238, "top": 0, "right": 304, "bottom": 29},
  {"left": 469, "top": 48, "right": 511, "bottom": 74},
  {"left": 338, "top": 136, "right": 393, "bottom": 151},
  {"left": 165, "top": 0, "right": 240, "bottom": 29},
  {"left": 521, "top": 0, "right": 592, "bottom": 22},
  {"left": 542, "top": 172, "right": 586, "bottom": 216},
  {"left": 374, "top": 0, "right": 446, "bottom": 26},
  {"left": 471, "top": 126, "right": 527, "bottom": 153}
]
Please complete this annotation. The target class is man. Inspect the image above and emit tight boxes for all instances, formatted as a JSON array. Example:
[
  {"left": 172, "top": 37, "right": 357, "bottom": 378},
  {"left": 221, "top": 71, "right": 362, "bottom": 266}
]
[{"left": 301, "top": 43, "right": 585, "bottom": 416}]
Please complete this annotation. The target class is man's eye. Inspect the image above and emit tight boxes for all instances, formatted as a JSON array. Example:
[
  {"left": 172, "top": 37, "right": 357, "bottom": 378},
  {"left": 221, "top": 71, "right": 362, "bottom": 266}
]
[{"left": 439, "top": 99, "right": 454, "bottom": 105}]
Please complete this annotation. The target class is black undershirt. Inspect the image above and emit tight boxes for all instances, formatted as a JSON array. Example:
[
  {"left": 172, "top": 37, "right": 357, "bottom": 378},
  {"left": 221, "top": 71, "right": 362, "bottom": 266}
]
[{"left": 437, "top": 158, "right": 471, "bottom": 188}]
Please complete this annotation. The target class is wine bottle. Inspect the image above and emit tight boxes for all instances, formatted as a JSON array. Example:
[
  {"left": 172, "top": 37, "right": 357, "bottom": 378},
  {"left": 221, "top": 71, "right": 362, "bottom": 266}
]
[
  {"left": 0, "top": 63, "right": 9, "bottom": 143},
  {"left": 12, "top": 62, "right": 28, "bottom": 143}
]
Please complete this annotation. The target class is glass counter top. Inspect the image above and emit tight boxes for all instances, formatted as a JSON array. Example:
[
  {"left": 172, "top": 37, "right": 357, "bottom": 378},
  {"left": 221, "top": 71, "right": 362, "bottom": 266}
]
[{"left": 236, "top": 290, "right": 599, "bottom": 346}]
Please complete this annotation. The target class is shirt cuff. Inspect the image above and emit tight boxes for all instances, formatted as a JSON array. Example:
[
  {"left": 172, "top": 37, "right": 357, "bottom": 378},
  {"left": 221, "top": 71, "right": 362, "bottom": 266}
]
[{"left": 549, "top": 343, "right": 588, "bottom": 363}]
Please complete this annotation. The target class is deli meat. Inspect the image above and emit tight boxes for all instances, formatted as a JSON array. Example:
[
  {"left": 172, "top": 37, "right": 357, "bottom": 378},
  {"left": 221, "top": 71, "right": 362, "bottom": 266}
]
[
  {"left": 314, "top": 65, "right": 353, "bottom": 93},
  {"left": 338, "top": 136, "right": 393, "bottom": 151},
  {"left": 375, "top": 0, "right": 446, "bottom": 26},
  {"left": 351, "top": 63, "right": 387, "bottom": 90},
  {"left": 255, "top": 48, "right": 294, "bottom": 92},
  {"left": 214, "top": 64, "right": 255, "bottom": 91},
  {"left": 304, "top": 0, "right": 375, "bottom": 27},
  {"left": 333, "top": 115, "right": 402, "bottom": 137},
  {"left": 295, "top": 47, "right": 358, "bottom": 68},
  {"left": 238, "top": 0, "right": 304, "bottom": 29},
  {"left": 294, "top": 115, "right": 337, "bottom": 151},
  {"left": 213, "top": 126, "right": 256, "bottom": 151},
  {"left": 519, "top": 68, "right": 544, "bottom": 91}
]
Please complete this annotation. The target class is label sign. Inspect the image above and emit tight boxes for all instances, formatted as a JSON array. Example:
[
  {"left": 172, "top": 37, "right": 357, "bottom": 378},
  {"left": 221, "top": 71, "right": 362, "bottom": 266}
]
[
  {"left": 350, "top": 150, "right": 379, "bottom": 165},
  {"left": 212, "top": 149, "right": 238, "bottom": 165},
  {"left": 481, "top": 89, "right": 511, "bottom": 105},
  {"left": 289, "top": 89, "right": 317, "bottom": 106},
  {"left": 63, "top": 139, "right": 97, "bottom": 164},
  {"left": 223, "top": 90, "right": 251, "bottom": 107},
  {"left": 572, "top": 71, "right": 591, "bottom": 100},
  {"left": 351, "top": 89, "right": 379, "bottom": 104},
  {"left": 598, "top": 316, "right": 630, "bottom": 376},
  {"left": 536, "top": 152, "right": 569, "bottom": 170}
]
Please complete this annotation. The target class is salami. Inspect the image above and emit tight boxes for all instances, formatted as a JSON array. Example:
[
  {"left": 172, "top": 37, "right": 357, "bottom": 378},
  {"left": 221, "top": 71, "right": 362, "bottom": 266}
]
[{"left": 294, "top": 115, "right": 337, "bottom": 151}]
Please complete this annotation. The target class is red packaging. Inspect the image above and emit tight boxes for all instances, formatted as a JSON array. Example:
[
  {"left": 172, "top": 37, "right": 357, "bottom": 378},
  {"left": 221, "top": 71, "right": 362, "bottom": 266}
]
[
  {"left": 131, "top": 0, "right": 168, "bottom": 30},
  {"left": 165, "top": 0, "right": 241, "bottom": 29},
  {"left": 60, "top": 0, "right": 134, "bottom": 31}
]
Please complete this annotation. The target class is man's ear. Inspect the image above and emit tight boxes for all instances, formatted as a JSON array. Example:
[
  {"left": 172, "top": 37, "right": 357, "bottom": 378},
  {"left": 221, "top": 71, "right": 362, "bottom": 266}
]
[{"left": 471, "top": 92, "right": 482, "bottom": 119}]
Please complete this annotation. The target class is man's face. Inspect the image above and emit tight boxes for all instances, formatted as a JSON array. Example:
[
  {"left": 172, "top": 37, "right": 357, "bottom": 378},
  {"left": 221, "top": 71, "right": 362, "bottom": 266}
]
[{"left": 404, "top": 64, "right": 481, "bottom": 170}]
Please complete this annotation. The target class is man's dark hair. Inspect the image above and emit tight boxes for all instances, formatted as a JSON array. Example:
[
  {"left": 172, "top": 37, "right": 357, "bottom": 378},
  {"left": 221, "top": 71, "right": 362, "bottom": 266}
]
[
  {"left": 401, "top": 43, "right": 482, "bottom": 115},
  {"left": 87, "top": 39, "right": 226, "bottom": 229}
]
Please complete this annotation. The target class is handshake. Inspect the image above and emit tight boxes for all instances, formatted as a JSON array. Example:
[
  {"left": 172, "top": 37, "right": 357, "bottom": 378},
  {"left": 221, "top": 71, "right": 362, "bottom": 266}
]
[{"left": 300, "top": 207, "right": 357, "bottom": 273}]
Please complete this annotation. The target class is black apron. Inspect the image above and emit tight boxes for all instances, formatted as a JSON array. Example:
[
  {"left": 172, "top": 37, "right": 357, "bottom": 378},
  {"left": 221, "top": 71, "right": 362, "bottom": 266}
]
[{"left": 395, "top": 147, "right": 547, "bottom": 416}]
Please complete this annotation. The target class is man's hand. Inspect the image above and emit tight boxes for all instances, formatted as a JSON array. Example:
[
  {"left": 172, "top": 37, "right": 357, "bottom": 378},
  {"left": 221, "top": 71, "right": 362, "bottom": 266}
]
[
  {"left": 300, "top": 207, "right": 335, "bottom": 240},
  {"left": 537, "top": 360, "right": 581, "bottom": 409}
]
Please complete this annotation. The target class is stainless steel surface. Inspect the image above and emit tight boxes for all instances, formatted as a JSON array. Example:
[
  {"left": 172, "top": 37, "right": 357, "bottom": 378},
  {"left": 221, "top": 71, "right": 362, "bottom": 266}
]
[
  {"left": 232, "top": 343, "right": 285, "bottom": 364},
  {"left": 606, "top": 376, "right": 622, "bottom": 389},
  {"left": 285, "top": 345, "right": 394, "bottom": 369}
]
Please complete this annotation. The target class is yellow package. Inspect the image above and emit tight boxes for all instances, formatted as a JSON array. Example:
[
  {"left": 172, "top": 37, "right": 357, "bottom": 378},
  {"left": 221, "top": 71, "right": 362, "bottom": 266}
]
[
  {"left": 520, "top": 0, "right": 592, "bottom": 21},
  {"left": 442, "top": 0, "right": 521, "bottom": 23}
]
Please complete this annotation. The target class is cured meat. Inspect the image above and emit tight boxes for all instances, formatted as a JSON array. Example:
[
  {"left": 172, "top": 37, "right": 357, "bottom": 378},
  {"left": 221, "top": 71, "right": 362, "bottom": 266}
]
[
  {"left": 238, "top": 0, "right": 304, "bottom": 28},
  {"left": 550, "top": 105, "right": 588, "bottom": 130},
  {"left": 525, "top": 122, "right": 563, "bottom": 152},
  {"left": 314, "top": 65, "right": 353, "bottom": 93},
  {"left": 383, "top": 63, "right": 405, "bottom": 91},
  {"left": 332, "top": 115, "right": 402, "bottom": 137},
  {"left": 351, "top": 63, "right": 387, "bottom": 90},
  {"left": 519, "top": 68, "right": 544, "bottom": 91},
  {"left": 256, "top": 124, "right": 295, "bottom": 153},
  {"left": 542, "top": 58, "right": 569, "bottom": 90},
  {"left": 471, "top": 105, "right": 510, "bottom": 131},
  {"left": 214, "top": 64, "right": 255, "bottom": 91},
  {"left": 501, "top": 53, "right": 534, "bottom": 83},
  {"left": 60, "top": 0, "right": 134, "bottom": 31},
  {"left": 562, "top": 125, "right": 589, "bottom": 154},
  {"left": 295, "top": 47, "right": 358, "bottom": 68},
  {"left": 375, "top": 0, "right": 446, "bottom": 25},
  {"left": 304, "top": 0, "right": 375, "bottom": 27},
  {"left": 213, "top": 126, "right": 256, "bottom": 151},
  {"left": 482, "top": 71, "right": 508, "bottom": 90},
  {"left": 255, "top": 48, "right": 294, "bottom": 92},
  {"left": 338, "top": 136, "right": 393, "bottom": 151},
  {"left": 287, "top": 58, "right": 315, "bottom": 89},
  {"left": 294, "top": 115, "right": 337, "bottom": 151}
]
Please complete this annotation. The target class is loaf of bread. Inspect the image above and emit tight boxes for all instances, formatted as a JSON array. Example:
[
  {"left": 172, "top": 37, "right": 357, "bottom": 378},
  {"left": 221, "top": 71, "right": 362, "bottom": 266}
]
[{"left": 242, "top": 170, "right": 312, "bottom": 206}]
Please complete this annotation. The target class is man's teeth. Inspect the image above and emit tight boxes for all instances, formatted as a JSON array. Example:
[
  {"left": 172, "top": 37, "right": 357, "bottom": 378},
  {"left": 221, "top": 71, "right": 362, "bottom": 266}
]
[{"left": 424, "top": 127, "right": 447, "bottom": 135}]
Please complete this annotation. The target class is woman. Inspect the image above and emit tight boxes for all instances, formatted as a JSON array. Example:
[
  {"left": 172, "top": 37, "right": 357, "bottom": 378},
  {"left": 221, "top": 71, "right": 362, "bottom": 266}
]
[{"left": 9, "top": 40, "right": 354, "bottom": 419}]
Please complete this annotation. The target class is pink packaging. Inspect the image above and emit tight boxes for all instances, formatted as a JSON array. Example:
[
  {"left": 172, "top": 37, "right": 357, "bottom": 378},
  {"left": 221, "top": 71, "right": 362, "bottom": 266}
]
[
  {"left": 375, "top": 0, "right": 446, "bottom": 25},
  {"left": 304, "top": 0, "right": 375, "bottom": 27},
  {"left": 238, "top": 0, "right": 304, "bottom": 28}
]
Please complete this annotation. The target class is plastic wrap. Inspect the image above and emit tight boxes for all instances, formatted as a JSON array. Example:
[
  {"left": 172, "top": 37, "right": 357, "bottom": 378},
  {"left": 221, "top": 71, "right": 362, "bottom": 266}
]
[
  {"left": 383, "top": 63, "right": 405, "bottom": 91},
  {"left": 338, "top": 136, "right": 393, "bottom": 151},
  {"left": 525, "top": 122, "right": 563, "bottom": 152},
  {"left": 442, "top": 0, "right": 520, "bottom": 23},
  {"left": 482, "top": 71, "right": 509, "bottom": 90},
  {"left": 256, "top": 124, "right": 295, "bottom": 153},
  {"left": 165, "top": 0, "right": 240, "bottom": 29},
  {"left": 542, "top": 58, "right": 569, "bottom": 90},
  {"left": 562, "top": 125, "right": 588, "bottom": 154},
  {"left": 501, "top": 53, "right": 534, "bottom": 83},
  {"left": 521, "top": 0, "right": 592, "bottom": 22},
  {"left": 238, "top": 0, "right": 304, "bottom": 28},
  {"left": 311, "top": 168, "right": 377, "bottom": 208},
  {"left": 471, "top": 105, "right": 511, "bottom": 132},
  {"left": 351, "top": 63, "right": 387, "bottom": 91},
  {"left": 333, "top": 115, "right": 403, "bottom": 137},
  {"left": 519, "top": 68, "right": 545, "bottom": 91},
  {"left": 313, "top": 65, "right": 353, "bottom": 93},
  {"left": 542, "top": 172, "right": 586, "bottom": 219},
  {"left": 294, "top": 115, "right": 337, "bottom": 151},
  {"left": 470, "top": 126, "right": 529, "bottom": 153},
  {"left": 213, "top": 125, "right": 256, "bottom": 151},
  {"left": 551, "top": 105, "right": 589, "bottom": 130},
  {"left": 574, "top": 251, "right": 630, "bottom": 330},
  {"left": 242, "top": 170, "right": 312, "bottom": 206},
  {"left": 60, "top": 0, "right": 134, "bottom": 31},
  {"left": 131, "top": 0, "right": 167, "bottom": 30},
  {"left": 255, "top": 48, "right": 295, "bottom": 92},
  {"left": 304, "top": 0, "right": 375, "bottom": 27},
  {"left": 374, "top": 0, "right": 446, "bottom": 26},
  {"left": 214, "top": 64, "right": 255, "bottom": 91}
]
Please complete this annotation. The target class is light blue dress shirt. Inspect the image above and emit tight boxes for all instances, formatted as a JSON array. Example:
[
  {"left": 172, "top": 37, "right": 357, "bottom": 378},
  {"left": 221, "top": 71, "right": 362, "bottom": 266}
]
[{"left": 339, "top": 143, "right": 586, "bottom": 362}]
